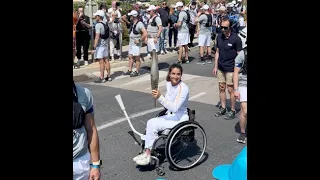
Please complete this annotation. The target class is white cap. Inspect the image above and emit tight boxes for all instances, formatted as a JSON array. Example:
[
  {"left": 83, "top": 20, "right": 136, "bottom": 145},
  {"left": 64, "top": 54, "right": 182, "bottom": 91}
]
[
  {"left": 227, "top": 3, "right": 234, "bottom": 8},
  {"left": 238, "top": 27, "right": 247, "bottom": 48},
  {"left": 217, "top": 6, "right": 226, "bottom": 11},
  {"left": 232, "top": 0, "right": 236, "bottom": 4},
  {"left": 147, "top": 5, "right": 157, "bottom": 11},
  {"left": 238, "top": 0, "right": 242, "bottom": 2},
  {"left": 202, "top": 4, "right": 210, "bottom": 10},
  {"left": 136, "top": 1, "right": 142, "bottom": 5},
  {"left": 128, "top": 10, "right": 138, "bottom": 17},
  {"left": 93, "top": 10, "right": 105, "bottom": 17},
  {"left": 175, "top": 2, "right": 183, "bottom": 8}
]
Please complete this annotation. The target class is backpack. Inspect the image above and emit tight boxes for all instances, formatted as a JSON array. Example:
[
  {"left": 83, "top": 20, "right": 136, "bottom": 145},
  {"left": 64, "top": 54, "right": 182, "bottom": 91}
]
[
  {"left": 176, "top": 10, "right": 190, "bottom": 24},
  {"left": 201, "top": 13, "right": 213, "bottom": 27},
  {"left": 240, "top": 47, "right": 247, "bottom": 75},
  {"left": 150, "top": 15, "right": 159, "bottom": 27},
  {"left": 94, "top": 22, "right": 109, "bottom": 39},
  {"left": 129, "top": 21, "right": 142, "bottom": 35},
  {"left": 73, "top": 83, "right": 85, "bottom": 129}
]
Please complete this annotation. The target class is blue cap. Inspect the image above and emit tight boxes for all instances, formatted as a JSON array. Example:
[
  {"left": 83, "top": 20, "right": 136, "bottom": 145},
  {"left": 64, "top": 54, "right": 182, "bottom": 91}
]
[{"left": 212, "top": 146, "right": 247, "bottom": 180}]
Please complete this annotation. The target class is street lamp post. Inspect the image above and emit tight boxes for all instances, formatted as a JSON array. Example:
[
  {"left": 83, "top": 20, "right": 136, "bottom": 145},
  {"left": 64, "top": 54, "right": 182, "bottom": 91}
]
[{"left": 85, "top": 0, "right": 98, "bottom": 62}]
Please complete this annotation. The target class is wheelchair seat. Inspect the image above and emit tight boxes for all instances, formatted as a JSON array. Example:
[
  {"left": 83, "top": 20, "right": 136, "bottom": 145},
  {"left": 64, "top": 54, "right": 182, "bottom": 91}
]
[{"left": 157, "top": 108, "right": 196, "bottom": 136}]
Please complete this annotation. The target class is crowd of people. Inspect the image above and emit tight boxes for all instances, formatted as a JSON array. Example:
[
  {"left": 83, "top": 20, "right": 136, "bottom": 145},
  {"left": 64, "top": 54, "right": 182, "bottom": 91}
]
[
  {"left": 73, "top": 0, "right": 247, "bottom": 179},
  {"left": 72, "top": 0, "right": 246, "bottom": 79}
]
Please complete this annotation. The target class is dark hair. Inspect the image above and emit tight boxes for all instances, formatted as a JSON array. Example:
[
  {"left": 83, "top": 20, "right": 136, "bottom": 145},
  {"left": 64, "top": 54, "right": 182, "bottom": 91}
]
[
  {"left": 99, "top": 3, "right": 107, "bottom": 10},
  {"left": 221, "top": 16, "right": 232, "bottom": 27},
  {"left": 166, "top": 64, "right": 183, "bottom": 81}
]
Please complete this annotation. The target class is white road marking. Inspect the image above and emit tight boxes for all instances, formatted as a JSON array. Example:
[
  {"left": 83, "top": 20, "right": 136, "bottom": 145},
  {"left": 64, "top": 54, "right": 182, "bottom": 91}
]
[{"left": 97, "top": 92, "right": 207, "bottom": 131}]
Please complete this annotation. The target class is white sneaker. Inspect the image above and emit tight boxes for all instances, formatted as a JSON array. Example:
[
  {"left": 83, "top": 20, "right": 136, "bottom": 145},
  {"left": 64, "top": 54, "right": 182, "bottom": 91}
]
[
  {"left": 160, "top": 50, "right": 164, "bottom": 55},
  {"left": 146, "top": 53, "right": 151, "bottom": 59},
  {"left": 135, "top": 152, "right": 151, "bottom": 166},
  {"left": 84, "top": 61, "right": 88, "bottom": 66},
  {"left": 133, "top": 153, "right": 145, "bottom": 162}
]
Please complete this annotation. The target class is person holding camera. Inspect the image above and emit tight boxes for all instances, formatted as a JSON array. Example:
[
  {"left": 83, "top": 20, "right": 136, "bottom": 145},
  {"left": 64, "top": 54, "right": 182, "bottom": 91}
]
[
  {"left": 108, "top": 1, "right": 122, "bottom": 61},
  {"left": 75, "top": 7, "right": 91, "bottom": 67}
]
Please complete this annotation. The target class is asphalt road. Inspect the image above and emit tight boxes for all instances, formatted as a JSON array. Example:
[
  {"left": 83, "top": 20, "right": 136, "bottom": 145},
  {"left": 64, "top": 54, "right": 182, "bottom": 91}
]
[{"left": 78, "top": 49, "right": 246, "bottom": 180}]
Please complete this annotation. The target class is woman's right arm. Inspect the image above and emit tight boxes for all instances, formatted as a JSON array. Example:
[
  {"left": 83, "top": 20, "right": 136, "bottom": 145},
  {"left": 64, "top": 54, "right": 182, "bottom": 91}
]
[{"left": 158, "top": 84, "right": 189, "bottom": 113}]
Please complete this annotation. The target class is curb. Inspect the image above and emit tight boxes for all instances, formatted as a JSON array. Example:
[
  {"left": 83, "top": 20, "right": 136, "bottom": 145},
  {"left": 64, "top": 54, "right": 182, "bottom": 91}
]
[{"left": 73, "top": 46, "right": 200, "bottom": 79}]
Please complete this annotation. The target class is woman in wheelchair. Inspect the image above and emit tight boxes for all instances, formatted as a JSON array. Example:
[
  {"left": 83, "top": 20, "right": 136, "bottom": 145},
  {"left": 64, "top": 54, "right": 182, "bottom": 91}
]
[{"left": 133, "top": 64, "right": 190, "bottom": 166}]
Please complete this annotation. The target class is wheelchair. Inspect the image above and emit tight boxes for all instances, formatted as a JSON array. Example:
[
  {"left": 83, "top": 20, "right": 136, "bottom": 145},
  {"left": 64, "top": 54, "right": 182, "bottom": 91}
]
[{"left": 137, "top": 108, "right": 207, "bottom": 176}]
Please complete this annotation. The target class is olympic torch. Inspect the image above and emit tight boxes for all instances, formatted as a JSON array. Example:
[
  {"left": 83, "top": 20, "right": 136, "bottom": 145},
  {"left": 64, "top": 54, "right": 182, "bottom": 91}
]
[{"left": 150, "top": 49, "right": 159, "bottom": 107}]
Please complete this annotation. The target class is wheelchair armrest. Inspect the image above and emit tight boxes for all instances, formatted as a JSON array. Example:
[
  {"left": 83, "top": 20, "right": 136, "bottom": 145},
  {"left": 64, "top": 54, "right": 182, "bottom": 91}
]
[{"left": 157, "top": 108, "right": 167, "bottom": 117}]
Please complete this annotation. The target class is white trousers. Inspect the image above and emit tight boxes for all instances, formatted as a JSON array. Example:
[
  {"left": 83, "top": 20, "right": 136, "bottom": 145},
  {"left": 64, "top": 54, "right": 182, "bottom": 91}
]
[
  {"left": 145, "top": 113, "right": 189, "bottom": 149},
  {"left": 73, "top": 151, "right": 90, "bottom": 180},
  {"left": 109, "top": 38, "right": 120, "bottom": 57}
]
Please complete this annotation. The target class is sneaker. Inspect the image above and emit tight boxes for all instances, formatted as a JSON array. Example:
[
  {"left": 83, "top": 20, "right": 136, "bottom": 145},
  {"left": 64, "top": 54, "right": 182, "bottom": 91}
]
[
  {"left": 196, "top": 60, "right": 205, "bottom": 65},
  {"left": 123, "top": 70, "right": 132, "bottom": 75},
  {"left": 146, "top": 53, "right": 151, "bottom": 59},
  {"left": 206, "top": 60, "right": 213, "bottom": 64},
  {"left": 160, "top": 50, "right": 165, "bottom": 55},
  {"left": 215, "top": 107, "right": 227, "bottom": 117},
  {"left": 135, "top": 152, "right": 151, "bottom": 166},
  {"left": 133, "top": 152, "right": 146, "bottom": 162},
  {"left": 237, "top": 133, "right": 247, "bottom": 144},
  {"left": 105, "top": 76, "right": 112, "bottom": 81},
  {"left": 94, "top": 78, "right": 106, "bottom": 83},
  {"left": 174, "top": 60, "right": 182, "bottom": 65},
  {"left": 84, "top": 61, "right": 89, "bottom": 66},
  {"left": 130, "top": 71, "right": 140, "bottom": 77},
  {"left": 224, "top": 110, "right": 236, "bottom": 120},
  {"left": 185, "top": 59, "right": 190, "bottom": 64}
]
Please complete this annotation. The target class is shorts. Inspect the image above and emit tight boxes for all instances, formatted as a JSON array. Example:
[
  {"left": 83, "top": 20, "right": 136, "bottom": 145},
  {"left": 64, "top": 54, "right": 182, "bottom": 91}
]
[
  {"left": 129, "top": 44, "right": 141, "bottom": 56},
  {"left": 177, "top": 32, "right": 190, "bottom": 46},
  {"left": 217, "top": 69, "right": 233, "bottom": 85},
  {"left": 198, "top": 34, "right": 211, "bottom": 47},
  {"left": 94, "top": 45, "right": 109, "bottom": 59},
  {"left": 147, "top": 38, "right": 159, "bottom": 51},
  {"left": 239, "top": 86, "right": 247, "bottom": 102},
  {"left": 73, "top": 151, "right": 90, "bottom": 180}
]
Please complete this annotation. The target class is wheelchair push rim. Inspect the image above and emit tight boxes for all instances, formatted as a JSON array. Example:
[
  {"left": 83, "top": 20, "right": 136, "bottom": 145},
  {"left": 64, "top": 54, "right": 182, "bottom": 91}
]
[{"left": 165, "top": 122, "right": 207, "bottom": 170}]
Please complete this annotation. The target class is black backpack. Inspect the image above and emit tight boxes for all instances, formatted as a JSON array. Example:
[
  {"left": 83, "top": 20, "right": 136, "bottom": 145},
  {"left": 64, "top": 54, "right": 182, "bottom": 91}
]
[
  {"left": 150, "top": 16, "right": 159, "bottom": 27},
  {"left": 73, "top": 83, "right": 85, "bottom": 129},
  {"left": 98, "top": 22, "right": 110, "bottom": 39},
  {"left": 129, "top": 21, "right": 142, "bottom": 35},
  {"left": 201, "top": 13, "right": 212, "bottom": 27},
  {"left": 176, "top": 10, "right": 190, "bottom": 24},
  {"left": 240, "top": 47, "right": 247, "bottom": 75}
]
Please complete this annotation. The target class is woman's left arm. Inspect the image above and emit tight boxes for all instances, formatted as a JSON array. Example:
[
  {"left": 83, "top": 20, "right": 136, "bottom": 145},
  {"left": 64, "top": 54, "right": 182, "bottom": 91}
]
[{"left": 158, "top": 85, "right": 189, "bottom": 113}]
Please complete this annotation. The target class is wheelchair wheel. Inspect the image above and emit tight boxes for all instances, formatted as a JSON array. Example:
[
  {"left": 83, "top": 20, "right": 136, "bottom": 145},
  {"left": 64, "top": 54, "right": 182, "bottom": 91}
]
[{"left": 165, "top": 121, "right": 207, "bottom": 170}]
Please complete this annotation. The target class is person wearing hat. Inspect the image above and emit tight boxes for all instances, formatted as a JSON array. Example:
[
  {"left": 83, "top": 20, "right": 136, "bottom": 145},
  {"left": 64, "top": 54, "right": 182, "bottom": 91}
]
[
  {"left": 92, "top": 10, "right": 112, "bottom": 83},
  {"left": 146, "top": 5, "right": 163, "bottom": 55},
  {"left": 234, "top": 27, "right": 247, "bottom": 143},
  {"left": 123, "top": 10, "right": 147, "bottom": 77},
  {"left": 215, "top": 6, "right": 227, "bottom": 34},
  {"left": 195, "top": 4, "right": 213, "bottom": 65},
  {"left": 174, "top": 1, "right": 190, "bottom": 64}
]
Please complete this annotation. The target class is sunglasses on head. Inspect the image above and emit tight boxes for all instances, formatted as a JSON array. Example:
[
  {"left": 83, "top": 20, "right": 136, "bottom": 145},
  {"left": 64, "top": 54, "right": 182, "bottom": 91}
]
[{"left": 221, "top": 26, "right": 229, "bottom": 30}]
